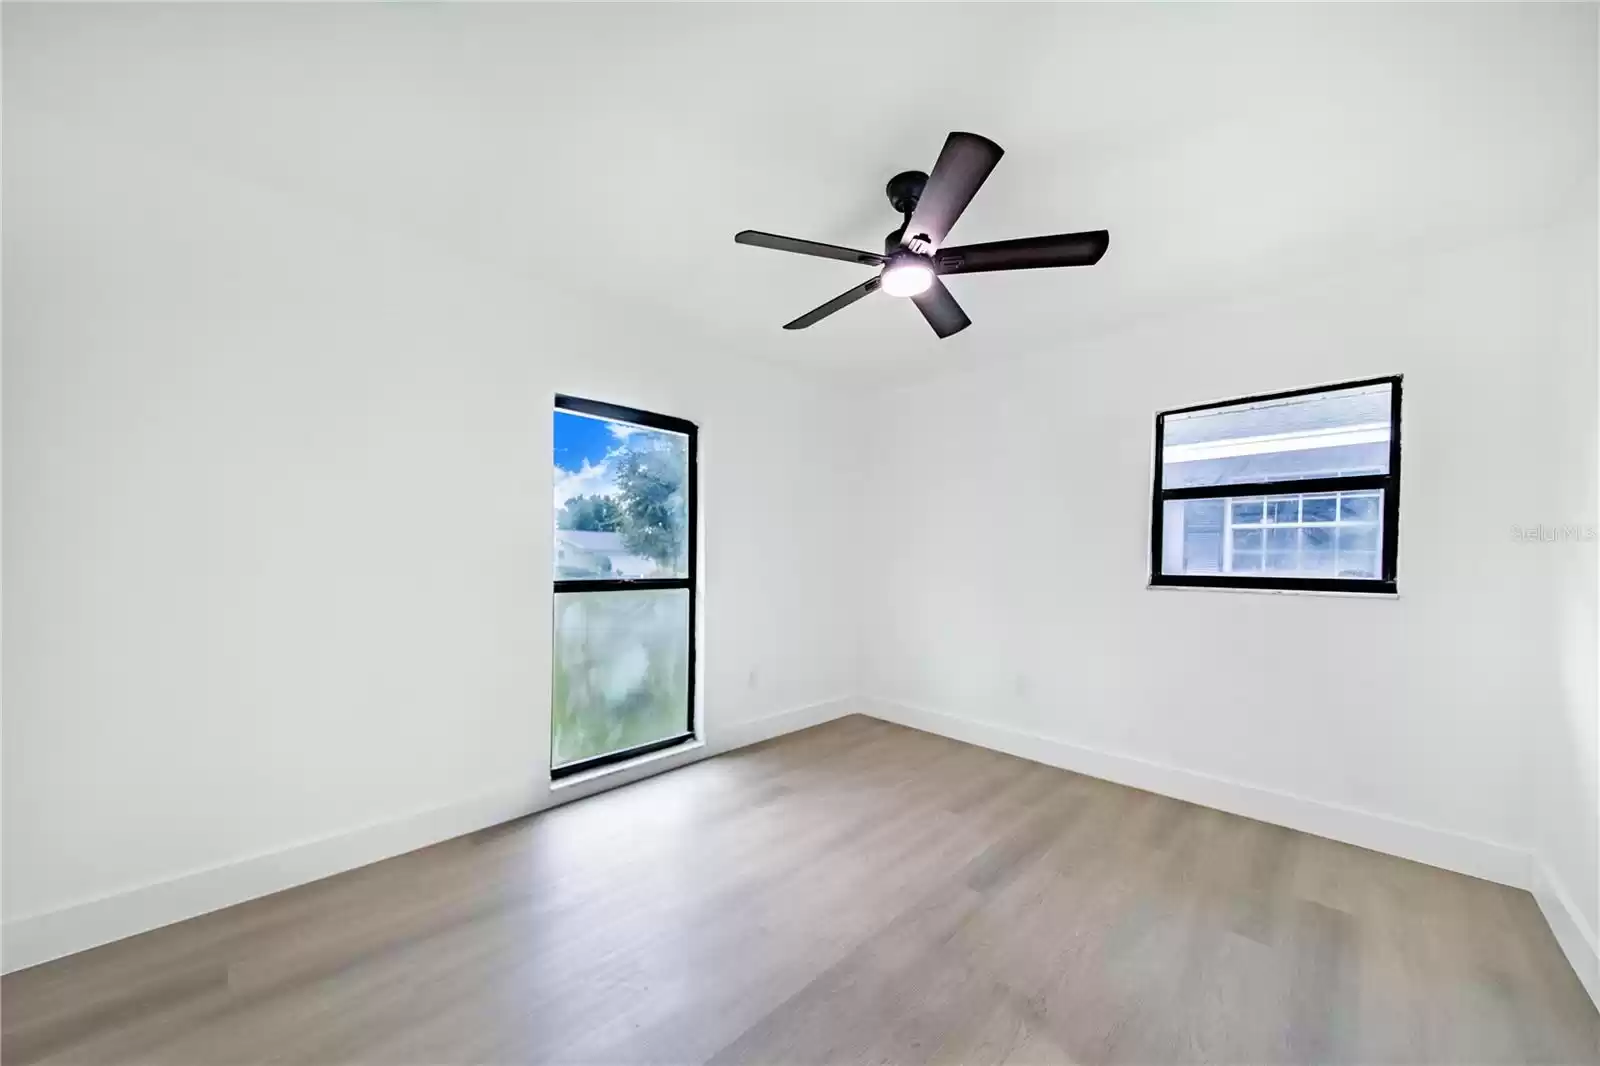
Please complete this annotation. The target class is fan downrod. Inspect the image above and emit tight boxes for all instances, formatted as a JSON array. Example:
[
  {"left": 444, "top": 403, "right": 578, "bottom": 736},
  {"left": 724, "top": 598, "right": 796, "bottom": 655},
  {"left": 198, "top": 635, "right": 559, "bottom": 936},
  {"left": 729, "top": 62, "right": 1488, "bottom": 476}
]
[{"left": 884, "top": 170, "right": 928, "bottom": 252}]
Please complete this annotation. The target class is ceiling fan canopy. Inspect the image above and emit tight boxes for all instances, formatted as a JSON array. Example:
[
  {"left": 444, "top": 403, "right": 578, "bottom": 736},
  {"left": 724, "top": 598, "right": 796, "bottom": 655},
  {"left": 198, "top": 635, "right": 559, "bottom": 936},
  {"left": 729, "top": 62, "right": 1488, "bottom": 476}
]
[{"left": 734, "top": 132, "right": 1109, "bottom": 339}]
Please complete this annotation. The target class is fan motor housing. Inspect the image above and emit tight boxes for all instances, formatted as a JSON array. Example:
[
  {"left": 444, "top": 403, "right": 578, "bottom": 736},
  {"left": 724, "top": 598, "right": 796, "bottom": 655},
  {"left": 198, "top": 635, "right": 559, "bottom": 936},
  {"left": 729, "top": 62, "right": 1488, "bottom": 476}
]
[{"left": 885, "top": 170, "right": 927, "bottom": 216}]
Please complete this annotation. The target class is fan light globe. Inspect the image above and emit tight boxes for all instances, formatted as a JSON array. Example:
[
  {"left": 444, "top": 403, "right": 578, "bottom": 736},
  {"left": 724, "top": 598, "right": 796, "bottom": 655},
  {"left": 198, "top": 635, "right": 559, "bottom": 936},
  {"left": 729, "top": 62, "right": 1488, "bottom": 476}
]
[{"left": 881, "top": 259, "right": 934, "bottom": 298}]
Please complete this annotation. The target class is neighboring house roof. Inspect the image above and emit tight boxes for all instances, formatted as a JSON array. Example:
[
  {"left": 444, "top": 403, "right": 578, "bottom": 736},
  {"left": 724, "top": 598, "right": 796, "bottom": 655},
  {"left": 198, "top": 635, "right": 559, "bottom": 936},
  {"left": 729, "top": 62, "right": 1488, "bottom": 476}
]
[
  {"left": 1164, "top": 386, "right": 1391, "bottom": 447},
  {"left": 556, "top": 529, "right": 627, "bottom": 553}
]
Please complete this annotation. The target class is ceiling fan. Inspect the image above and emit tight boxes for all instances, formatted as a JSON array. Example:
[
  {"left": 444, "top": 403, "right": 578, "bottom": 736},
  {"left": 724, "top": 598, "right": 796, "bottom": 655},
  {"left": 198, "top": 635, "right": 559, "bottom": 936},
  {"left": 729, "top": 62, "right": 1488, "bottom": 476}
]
[{"left": 734, "top": 132, "right": 1109, "bottom": 339}]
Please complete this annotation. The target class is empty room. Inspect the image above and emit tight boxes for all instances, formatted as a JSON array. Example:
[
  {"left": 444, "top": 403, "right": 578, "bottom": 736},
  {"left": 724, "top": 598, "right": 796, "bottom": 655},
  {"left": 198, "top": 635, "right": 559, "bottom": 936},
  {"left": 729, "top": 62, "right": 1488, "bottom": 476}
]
[{"left": 3, "top": 3, "right": 1597, "bottom": 1063}]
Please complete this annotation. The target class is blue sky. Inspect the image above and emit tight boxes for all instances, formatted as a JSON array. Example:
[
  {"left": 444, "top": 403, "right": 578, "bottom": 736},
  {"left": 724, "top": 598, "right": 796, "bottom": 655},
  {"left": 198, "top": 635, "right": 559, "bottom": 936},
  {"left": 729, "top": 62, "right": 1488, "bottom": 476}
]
[
  {"left": 553, "top": 410, "right": 674, "bottom": 511},
  {"left": 553, "top": 410, "right": 623, "bottom": 511},
  {"left": 554, "top": 410, "right": 618, "bottom": 472}
]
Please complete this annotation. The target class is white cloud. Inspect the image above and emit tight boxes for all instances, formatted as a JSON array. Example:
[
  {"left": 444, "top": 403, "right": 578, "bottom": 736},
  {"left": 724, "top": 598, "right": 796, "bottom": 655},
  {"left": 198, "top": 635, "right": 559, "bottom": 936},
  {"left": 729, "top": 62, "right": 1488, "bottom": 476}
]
[
  {"left": 607, "top": 423, "right": 643, "bottom": 441},
  {"left": 553, "top": 458, "right": 617, "bottom": 511}
]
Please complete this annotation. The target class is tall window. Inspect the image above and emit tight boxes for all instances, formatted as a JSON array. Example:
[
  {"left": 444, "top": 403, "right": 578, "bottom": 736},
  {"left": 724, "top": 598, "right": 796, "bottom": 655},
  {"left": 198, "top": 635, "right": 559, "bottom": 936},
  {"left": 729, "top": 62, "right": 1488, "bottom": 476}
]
[
  {"left": 551, "top": 396, "right": 696, "bottom": 777},
  {"left": 1151, "top": 376, "right": 1401, "bottom": 593}
]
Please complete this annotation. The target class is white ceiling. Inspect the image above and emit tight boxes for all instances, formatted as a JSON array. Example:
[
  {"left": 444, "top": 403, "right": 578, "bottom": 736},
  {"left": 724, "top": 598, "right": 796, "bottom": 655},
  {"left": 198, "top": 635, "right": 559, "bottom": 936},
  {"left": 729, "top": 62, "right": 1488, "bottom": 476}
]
[{"left": 6, "top": 3, "right": 1594, "bottom": 382}]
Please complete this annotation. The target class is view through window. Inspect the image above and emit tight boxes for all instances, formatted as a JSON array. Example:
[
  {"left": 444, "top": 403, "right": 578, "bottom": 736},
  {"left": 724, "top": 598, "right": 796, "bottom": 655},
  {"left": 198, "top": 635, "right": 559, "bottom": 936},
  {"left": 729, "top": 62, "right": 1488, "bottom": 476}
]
[
  {"left": 1151, "top": 377, "right": 1401, "bottom": 593},
  {"left": 552, "top": 397, "right": 695, "bottom": 775}
]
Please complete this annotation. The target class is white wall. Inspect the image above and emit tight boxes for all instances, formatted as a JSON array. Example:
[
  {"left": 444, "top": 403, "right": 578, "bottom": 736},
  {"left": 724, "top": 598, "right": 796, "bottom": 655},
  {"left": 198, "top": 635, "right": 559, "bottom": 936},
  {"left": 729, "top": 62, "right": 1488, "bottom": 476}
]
[
  {"left": 1530, "top": 179, "right": 1600, "bottom": 1001},
  {"left": 861, "top": 221, "right": 1576, "bottom": 882},
  {"left": 855, "top": 8, "right": 1599, "bottom": 900},
  {"left": 2, "top": 64, "right": 859, "bottom": 968},
  {"left": 855, "top": 8, "right": 1597, "bottom": 909}
]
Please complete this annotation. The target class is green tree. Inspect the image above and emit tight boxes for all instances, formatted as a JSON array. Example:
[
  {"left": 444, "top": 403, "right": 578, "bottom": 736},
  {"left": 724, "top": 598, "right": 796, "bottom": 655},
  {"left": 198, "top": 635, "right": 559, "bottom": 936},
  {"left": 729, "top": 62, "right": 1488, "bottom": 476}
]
[
  {"left": 557, "top": 494, "right": 623, "bottom": 532},
  {"left": 615, "top": 437, "right": 686, "bottom": 569}
]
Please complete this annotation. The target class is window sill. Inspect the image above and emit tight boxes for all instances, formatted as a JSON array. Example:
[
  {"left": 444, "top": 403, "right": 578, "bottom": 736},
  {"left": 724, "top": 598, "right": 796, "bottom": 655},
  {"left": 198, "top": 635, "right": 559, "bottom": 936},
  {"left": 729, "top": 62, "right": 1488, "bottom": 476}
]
[
  {"left": 1147, "top": 582, "right": 1399, "bottom": 599},
  {"left": 549, "top": 736, "right": 705, "bottom": 791}
]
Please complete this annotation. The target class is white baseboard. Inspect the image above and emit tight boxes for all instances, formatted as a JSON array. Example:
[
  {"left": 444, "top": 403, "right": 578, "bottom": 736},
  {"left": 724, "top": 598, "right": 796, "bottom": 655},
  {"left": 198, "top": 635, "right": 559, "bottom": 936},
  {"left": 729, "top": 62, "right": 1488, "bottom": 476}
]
[
  {"left": 861, "top": 697, "right": 1530, "bottom": 889},
  {"left": 1533, "top": 856, "right": 1600, "bottom": 1011},
  {"left": 712, "top": 695, "right": 857, "bottom": 753},
  {"left": 1, "top": 696, "right": 856, "bottom": 975},
  {"left": 0, "top": 778, "right": 542, "bottom": 976}
]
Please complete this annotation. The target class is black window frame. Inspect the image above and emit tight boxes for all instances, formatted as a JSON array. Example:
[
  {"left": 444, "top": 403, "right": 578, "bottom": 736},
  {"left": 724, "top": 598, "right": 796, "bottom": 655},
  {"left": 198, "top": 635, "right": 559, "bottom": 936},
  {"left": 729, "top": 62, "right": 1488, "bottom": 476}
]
[
  {"left": 551, "top": 394, "right": 697, "bottom": 779},
  {"left": 1149, "top": 374, "right": 1402, "bottom": 595}
]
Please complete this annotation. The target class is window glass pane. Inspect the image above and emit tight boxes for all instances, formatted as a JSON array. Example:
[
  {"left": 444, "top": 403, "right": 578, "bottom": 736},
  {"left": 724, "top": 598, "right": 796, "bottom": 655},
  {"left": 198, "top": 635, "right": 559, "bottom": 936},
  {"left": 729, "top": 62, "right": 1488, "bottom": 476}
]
[
  {"left": 1265, "top": 496, "right": 1300, "bottom": 523},
  {"left": 554, "top": 409, "right": 689, "bottom": 579},
  {"left": 1301, "top": 553, "right": 1335, "bottom": 575},
  {"left": 1159, "top": 490, "right": 1386, "bottom": 581},
  {"left": 552, "top": 589, "right": 689, "bottom": 769},
  {"left": 1302, "top": 495, "right": 1338, "bottom": 522},
  {"left": 1336, "top": 552, "right": 1378, "bottom": 579},
  {"left": 1231, "top": 499, "right": 1264, "bottom": 525},
  {"left": 1266, "top": 527, "right": 1298, "bottom": 552},
  {"left": 1161, "top": 381, "right": 1392, "bottom": 490},
  {"left": 1340, "top": 493, "right": 1379, "bottom": 522},
  {"left": 1232, "top": 551, "right": 1263, "bottom": 573},
  {"left": 1162, "top": 499, "right": 1225, "bottom": 574},
  {"left": 1338, "top": 527, "right": 1378, "bottom": 553}
]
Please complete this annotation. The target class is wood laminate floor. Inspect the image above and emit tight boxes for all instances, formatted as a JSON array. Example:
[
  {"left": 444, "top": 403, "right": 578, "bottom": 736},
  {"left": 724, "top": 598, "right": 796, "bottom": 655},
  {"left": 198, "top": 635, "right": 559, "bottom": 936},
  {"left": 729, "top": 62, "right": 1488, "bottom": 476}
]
[{"left": 3, "top": 715, "right": 1595, "bottom": 1065}]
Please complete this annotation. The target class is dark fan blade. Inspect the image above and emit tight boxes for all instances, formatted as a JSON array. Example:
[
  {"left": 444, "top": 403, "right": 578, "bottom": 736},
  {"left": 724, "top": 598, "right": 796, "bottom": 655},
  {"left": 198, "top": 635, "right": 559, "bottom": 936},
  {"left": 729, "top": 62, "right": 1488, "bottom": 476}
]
[
  {"left": 902, "top": 132, "right": 1004, "bottom": 249},
  {"left": 783, "top": 277, "right": 881, "bottom": 330},
  {"left": 736, "top": 230, "right": 884, "bottom": 266},
  {"left": 910, "top": 278, "right": 971, "bottom": 339},
  {"left": 934, "top": 231, "right": 1109, "bottom": 275}
]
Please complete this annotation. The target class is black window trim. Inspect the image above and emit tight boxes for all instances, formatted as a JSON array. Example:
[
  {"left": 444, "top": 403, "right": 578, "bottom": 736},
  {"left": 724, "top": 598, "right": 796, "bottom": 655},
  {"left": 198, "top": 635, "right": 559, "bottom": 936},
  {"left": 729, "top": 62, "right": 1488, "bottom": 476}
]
[
  {"left": 551, "top": 394, "right": 698, "bottom": 779},
  {"left": 1149, "top": 374, "right": 1402, "bottom": 595}
]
